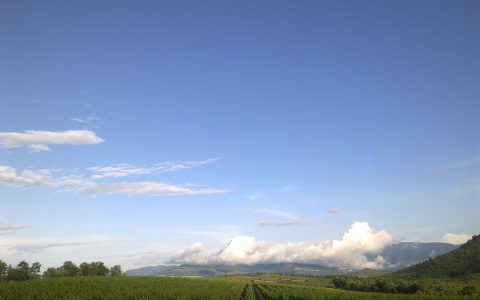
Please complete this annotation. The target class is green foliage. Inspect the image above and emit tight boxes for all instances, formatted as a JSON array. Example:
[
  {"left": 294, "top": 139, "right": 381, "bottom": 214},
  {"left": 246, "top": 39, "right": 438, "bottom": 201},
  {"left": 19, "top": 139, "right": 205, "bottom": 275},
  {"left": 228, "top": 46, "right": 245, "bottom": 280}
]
[
  {"left": 332, "top": 277, "right": 420, "bottom": 294},
  {"left": 5, "top": 261, "right": 41, "bottom": 281},
  {"left": 60, "top": 261, "right": 80, "bottom": 277},
  {"left": 0, "top": 260, "right": 7, "bottom": 282},
  {"left": 44, "top": 261, "right": 111, "bottom": 278},
  {"left": 396, "top": 234, "right": 480, "bottom": 278},
  {"left": 110, "top": 265, "right": 123, "bottom": 277}
]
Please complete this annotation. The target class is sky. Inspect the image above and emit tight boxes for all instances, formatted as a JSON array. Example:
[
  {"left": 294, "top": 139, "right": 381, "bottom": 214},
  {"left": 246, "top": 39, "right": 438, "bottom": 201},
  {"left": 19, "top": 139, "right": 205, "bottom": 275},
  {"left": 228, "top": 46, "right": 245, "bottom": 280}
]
[{"left": 0, "top": 0, "right": 479, "bottom": 270}]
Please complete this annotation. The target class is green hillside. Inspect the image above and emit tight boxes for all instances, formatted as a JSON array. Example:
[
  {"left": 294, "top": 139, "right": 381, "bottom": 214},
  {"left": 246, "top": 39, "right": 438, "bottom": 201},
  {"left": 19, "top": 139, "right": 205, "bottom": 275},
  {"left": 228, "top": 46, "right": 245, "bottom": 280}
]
[{"left": 395, "top": 235, "right": 480, "bottom": 278}]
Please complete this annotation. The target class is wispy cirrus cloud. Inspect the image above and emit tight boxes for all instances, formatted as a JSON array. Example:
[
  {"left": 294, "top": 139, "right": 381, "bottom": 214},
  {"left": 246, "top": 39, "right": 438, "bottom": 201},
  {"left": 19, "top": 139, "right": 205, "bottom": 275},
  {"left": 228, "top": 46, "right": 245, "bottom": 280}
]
[
  {"left": 447, "top": 178, "right": 480, "bottom": 197},
  {"left": 327, "top": 207, "right": 342, "bottom": 214},
  {"left": 254, "top": 209, "right": 309, "bottom": 227},
  {"left": 246, "top": 191, "right": 264, "bottom": 201},
  {"left": 0, "top": 222, "right": 33, "bottom": 233},
  {"left": 0, "top": 130, "right": 104, "bottom": 152},
  {"left": 88, "top": 158, "right": 220, "bottom": 179},
  {"left": 79, "top": 182, "right": 226, "bottom": 196},
  {"left": 70, "top": 115, "right": 100, "bottom": 128},
  {"left": 0, "top": 164, "right": 227, "bottom": 197},
  {"left": 0, "top": 234, "right": 122, "bottom": 253},
  {"left": 257, "top": 220, "right": 310, "bottom": 227},
  {"left": 439, "top": 154, "right": 480, "bottom": 170}
]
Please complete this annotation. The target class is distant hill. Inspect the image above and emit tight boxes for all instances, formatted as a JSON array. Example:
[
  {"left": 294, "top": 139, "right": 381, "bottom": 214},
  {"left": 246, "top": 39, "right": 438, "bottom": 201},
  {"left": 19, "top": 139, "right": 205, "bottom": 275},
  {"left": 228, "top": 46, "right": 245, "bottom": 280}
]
[
  {"left": 395, "top": 234, "right": 479, "bottom": 278},
  {"left": 126, "top": 241, "right": 459, "bottom": 276},
  {"left": 126, "top": 262, "right": 348, "bottom": 277},
  {"left": 347, "top": 268, "right": 390, "bottom": 277},
  {"left": 369, "top": 242, "right": 458, "bottom": 270}
]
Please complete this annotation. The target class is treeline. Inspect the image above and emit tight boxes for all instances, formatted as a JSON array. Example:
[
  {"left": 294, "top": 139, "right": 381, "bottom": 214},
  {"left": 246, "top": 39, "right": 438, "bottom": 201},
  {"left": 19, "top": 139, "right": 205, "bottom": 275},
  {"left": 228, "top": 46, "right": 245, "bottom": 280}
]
[
  {"left": 0, "top": 260, "right": 123, "bottom": 282},
  {"left": 44, "top": 261, "right": 123, "bottom": 278},
  {"left": 331, "top": 276, "right": 477, "bottom": 296},
  {"left": 332, "top": 277, "right": 420, "bottom": 294},
  {"left": 0, "top": 260, "right": 41, "bottom": 281}
]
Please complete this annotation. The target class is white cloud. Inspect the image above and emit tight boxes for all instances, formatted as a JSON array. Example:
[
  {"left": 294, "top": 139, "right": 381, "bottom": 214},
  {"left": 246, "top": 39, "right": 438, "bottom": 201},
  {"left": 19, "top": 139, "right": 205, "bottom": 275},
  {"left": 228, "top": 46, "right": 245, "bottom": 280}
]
[
  {"left": 0, "top": 130, "right": 104, "bottom": 151},
  {"left": 0, "top": 165, "right": 227, "bottom": 197},
  {"left": 440, "top": 233, "right": 471, "bottom": 245},
  {"left": 169, "top": 222, "right": 395, "bottom": 269},
  {"left": 88, "top": 158, "right": 220, "bottom": 179}
]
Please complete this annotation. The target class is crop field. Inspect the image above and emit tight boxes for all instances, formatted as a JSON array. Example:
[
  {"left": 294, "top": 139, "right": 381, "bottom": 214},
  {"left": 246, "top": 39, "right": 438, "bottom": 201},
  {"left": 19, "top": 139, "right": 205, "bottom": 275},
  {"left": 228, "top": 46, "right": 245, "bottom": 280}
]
[
  {"left": 0, "top": 276, "right": 246, "bottom": 300},
  {"left": 0, "top": 276, "right": 478, "bottom": 300},
  {"left": 245, "top": 281, "right": 479, "bottom": 300}
]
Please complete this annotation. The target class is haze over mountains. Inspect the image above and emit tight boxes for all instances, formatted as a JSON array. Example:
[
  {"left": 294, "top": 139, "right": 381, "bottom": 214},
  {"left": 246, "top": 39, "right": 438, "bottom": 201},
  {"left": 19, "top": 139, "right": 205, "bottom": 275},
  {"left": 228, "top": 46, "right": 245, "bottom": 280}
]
[{"left": 126, "top": 241, "right": 458, "bottom": 276}]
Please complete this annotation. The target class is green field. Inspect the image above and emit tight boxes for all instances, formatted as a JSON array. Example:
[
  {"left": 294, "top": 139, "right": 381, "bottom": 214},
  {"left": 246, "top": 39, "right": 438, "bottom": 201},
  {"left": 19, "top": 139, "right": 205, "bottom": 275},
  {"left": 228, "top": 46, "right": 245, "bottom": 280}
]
[{"left": 0, "top": 276, "right": 479, "bottom": 300}]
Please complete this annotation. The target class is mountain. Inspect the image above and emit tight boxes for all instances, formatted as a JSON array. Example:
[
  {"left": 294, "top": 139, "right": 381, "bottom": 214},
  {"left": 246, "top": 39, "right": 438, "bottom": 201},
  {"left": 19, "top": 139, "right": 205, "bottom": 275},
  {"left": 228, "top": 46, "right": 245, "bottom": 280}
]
[
  {"left": 394, "top": 234, "right": 480, "bottom": 278},
  {"left": 126, "top": 262, "right": 348, "bottom": 277},
  {"left": 124, "top": 265, "right": 174, "bottom": 276},
  {"left": 126, "top": 242, "right": 458, "bottom": 276},
  {"left": 369, "top": 242, "right": 458, "bottom": 270}
]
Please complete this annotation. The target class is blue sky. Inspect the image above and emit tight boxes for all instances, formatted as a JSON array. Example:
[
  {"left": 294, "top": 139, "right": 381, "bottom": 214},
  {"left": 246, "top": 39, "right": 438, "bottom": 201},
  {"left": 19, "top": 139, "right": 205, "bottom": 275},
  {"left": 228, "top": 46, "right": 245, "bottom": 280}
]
[{"left": 0, "top": 0, "right": 479, "bottom": 269}]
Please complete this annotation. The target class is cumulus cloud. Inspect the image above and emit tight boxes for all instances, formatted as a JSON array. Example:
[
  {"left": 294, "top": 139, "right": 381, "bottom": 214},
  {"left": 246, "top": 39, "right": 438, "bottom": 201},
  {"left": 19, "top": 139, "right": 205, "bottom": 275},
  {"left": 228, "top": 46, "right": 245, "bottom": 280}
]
[
  {"left": 169, "top": 222, "right": 395, "bottom": 269},
  {"left": 88, "top": 158, "right": 220, "bottom": 179},
  {"left": 0, "top": 130, "right": 104, "bottom": 151},
  {"left": 0, "top": 165, "right": 227, "bottom": 197},
  {"left": 440, "top": 233, "right": 471, "bottom": 245}
]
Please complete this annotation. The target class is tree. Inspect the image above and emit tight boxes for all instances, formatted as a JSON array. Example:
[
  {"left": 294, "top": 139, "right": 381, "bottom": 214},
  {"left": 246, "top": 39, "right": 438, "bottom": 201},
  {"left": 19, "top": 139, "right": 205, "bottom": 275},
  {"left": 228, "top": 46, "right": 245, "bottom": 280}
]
[
  {"left": 7, "top": 261, "right": 30, "bottom": 281},
  {"left": 30, "top": 262, "right": 41, "bottom": 278},
  {"left": 43, "top": 267, "right": 60, "bottom": 278},
  {"left": 61, "top": 261, "right": 79, "bottom": 276},
  {"left": 80, "top": 262, "right": 93, "bottom": 276},
  {"left": 110, "top": 265, "right": 122, "bottom": 276},
  {"left": 0, "top": 260, "right": 7, "bottom": 282},
  {"left": 91, "top": 261, "right": 109, "bottom": 276}
]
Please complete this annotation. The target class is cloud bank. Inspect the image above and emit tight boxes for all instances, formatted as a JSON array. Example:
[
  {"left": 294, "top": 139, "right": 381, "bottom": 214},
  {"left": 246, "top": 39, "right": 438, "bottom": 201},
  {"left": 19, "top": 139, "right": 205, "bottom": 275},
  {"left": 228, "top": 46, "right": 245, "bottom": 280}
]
[
  {"left": 169, "top": 222, "right": 394, "bottom": 269},
  {"left": 0, "top": 130, "right": 104, "bottom": 151}
]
